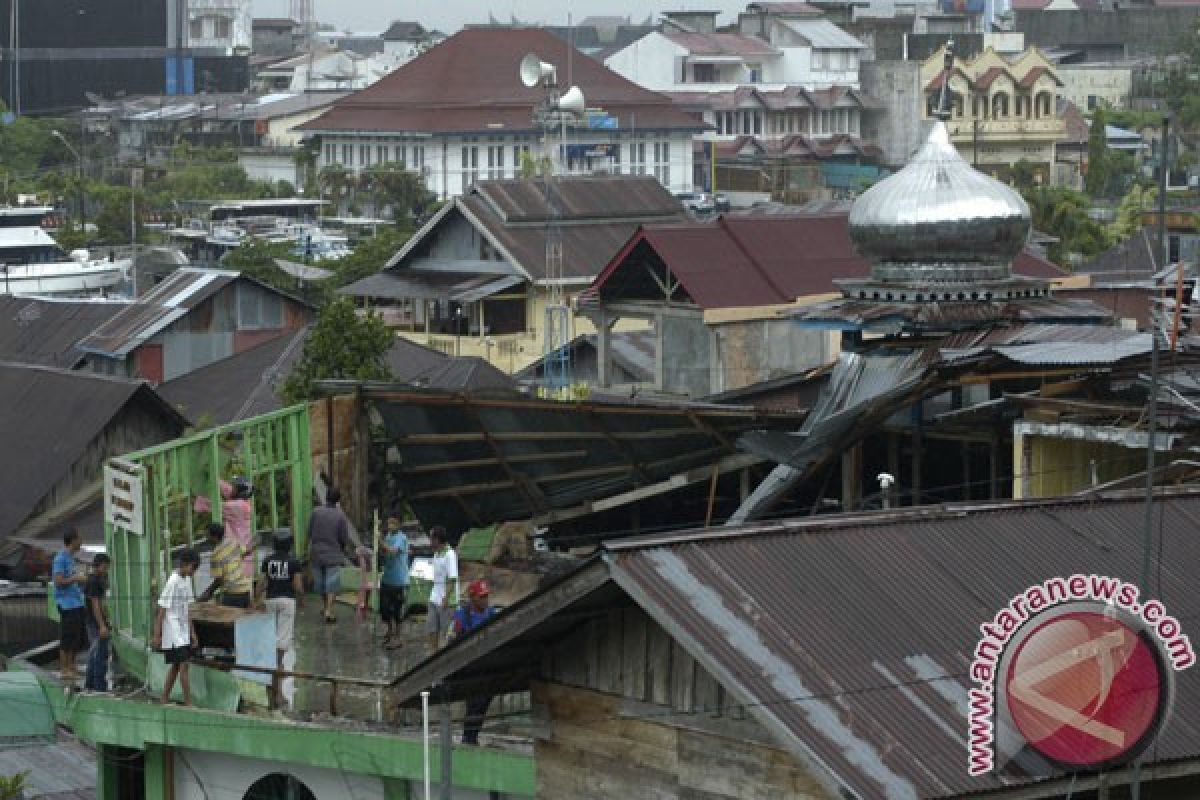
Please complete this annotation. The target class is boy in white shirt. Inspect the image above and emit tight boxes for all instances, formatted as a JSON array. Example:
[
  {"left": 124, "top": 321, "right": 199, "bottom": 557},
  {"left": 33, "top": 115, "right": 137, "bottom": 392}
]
[
  {"left": 425, "top": 527, "right": 458, "bottom": 651},
  {"left": 152, "top": 549, "right": 200, "bottom": 705}
]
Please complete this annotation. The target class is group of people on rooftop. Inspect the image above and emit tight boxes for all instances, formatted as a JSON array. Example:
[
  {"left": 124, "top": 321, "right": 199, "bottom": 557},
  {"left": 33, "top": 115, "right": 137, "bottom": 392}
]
[{"left": 51, "top": 481, "right": 497, "bottom": 743}]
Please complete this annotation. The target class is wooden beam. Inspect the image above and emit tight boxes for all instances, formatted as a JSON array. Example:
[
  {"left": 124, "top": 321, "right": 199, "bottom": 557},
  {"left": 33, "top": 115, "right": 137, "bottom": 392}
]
[
  {"left": 408, "top": 480, "right": 516, "bottom": 501},
  {"left": 463, "top": 400, "right": 550, "bottom": 514},
  {"left": 390, "top": 560, "right": 612, "bottom": 703},
  {"left": 395, "top": 428, "right": 712, "bottom": 445},
  {"left": 399, "top": 449, "right": 587, "bottom": 475}
]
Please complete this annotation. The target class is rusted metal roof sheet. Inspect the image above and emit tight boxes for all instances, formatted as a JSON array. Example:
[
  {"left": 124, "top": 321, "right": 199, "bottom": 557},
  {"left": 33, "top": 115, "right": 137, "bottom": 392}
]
[
  {"left": 76, "top": 268, "right": 237, "bottom": 357},
  {"left": 606, "top": 490, "right": 1200, "bottom": 799},
  {"left": 474, "top": 175, "right": 682, "bottom": 224}
]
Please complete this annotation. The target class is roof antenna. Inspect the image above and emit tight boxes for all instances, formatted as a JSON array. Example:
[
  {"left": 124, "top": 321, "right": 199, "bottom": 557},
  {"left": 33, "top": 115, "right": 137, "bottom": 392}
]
[{"left": 935, "top": 39, "right": 955, "bottom": 121}]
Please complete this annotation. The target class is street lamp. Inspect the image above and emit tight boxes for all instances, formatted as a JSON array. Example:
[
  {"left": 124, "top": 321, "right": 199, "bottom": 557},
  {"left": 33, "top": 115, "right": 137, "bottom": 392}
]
[{"left": 51, "top": 130, "right": 86, "bottom": 240}]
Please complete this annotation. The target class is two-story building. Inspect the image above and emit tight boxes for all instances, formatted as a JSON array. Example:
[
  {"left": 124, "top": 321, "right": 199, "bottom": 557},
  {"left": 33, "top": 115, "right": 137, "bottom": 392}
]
[
  {"left": 298, "top": 28, "right": 704, "bottom": 200},
  {"left": 921, "top": 44, "right": 1065, "bottom": 182},
  {"left": 339, "top": 175, "right": 686, "bottom": 374},
  {"left": 605, "top": 5, "right": 880, "bottom": 200}
]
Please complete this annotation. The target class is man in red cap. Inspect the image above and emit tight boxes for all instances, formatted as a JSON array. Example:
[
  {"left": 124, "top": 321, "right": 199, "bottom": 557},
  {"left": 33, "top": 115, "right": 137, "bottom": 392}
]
[{"left": 449, "top": 579, "right": 497, "bottom": 744}]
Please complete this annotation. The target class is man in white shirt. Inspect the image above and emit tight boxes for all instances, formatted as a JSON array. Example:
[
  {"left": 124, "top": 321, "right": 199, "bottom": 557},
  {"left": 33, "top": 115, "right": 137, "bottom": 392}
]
[
  {"left": 152, "top": 549, "right": 200, "bottom": 705},
  {"left": 425, "top": 526, "right": 458, "bottom": 651}
]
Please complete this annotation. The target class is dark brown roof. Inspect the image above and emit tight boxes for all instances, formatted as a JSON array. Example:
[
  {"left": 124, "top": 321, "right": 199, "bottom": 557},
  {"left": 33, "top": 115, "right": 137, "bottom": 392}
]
[
  {"left": 252, "top": 17, "right": 298, "bottom": 28},
  {"left": 0, "top": 297, "right": 127, "bottom": 369},
  {"left": 298, "top": 28, "right": 707, "bottom": 134},
  {"left": 382, "top": 20, "right": 427, "bottom": 40},
  {"left": 746, "top": 1, "right": 825, "bottom": 13},
  {"left": 591, "top": 213, "right": 1066, "bottom": 310},
  {"left": 159, "top": 328, "right": 456, "bottom": 425},
  {"left": 392, "top": 489, "right": 1200, "bottom": 799},
  {"left": 1077, "top": 228, "right": 1159, "bottom": 282},
  {"left": 390, "top": 175, "right": 687, "bottom": 283},
  {"left": 0, "top": 363, "right": 187, "bottom": 540}
]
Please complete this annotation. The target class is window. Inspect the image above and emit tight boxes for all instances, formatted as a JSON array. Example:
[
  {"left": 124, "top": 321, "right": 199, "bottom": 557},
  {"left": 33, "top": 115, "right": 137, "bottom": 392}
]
[
  {"left": 460, "top": 145, "right": 479, "bottom": 186},
  {"left": 653, "top": 141, "right": 671, "bottom": 185},
  {"left": 360, "top": 144, "right": 371, "bottom": 167},
  {"left": 377, "top": 145, "right": 388, "bottom": 164},
  {"left": 513, "top": 143, "right": 531, "bottom": 173},
  {"left": 243, "top": 773, "right": 317, "bottom": 800},
  {"left": 396, "top": 145, "right": 406, "bottom": 167},
  {"left": 413, "top": 145, "right": 425, "bottom": 171},
  {"left": 813, "top": 50, "right": 828, "bottom": 70},
  {"left": 189, "top": 19, "right": 204, "bottom": 39},
  {"left": 487, "top": 145, "right": 505, "bottom": 179},
  {"left": 747, "top": 63, "right": 763, "bottom": 83},
  {"left": 237, "top": 283, "right": 284, "bottom": 331},
  {"left": 1087, "top": 94, "right": 1098, "bottom": 110},
  {"left": 324, "top": 143, "right": 334, "bottom": 164},
  {"left": 215, "top": 16, "right": 231, "bottom": 39},
  {"left": 342, "top": 144, "right": 352, "bottom": 165},
  {"left": 693, "top": 63, "right": 716, "bottom": 83},
  {"left": 631, "top": 141, "right": 646, "bottom": 175},
  {"left": 752, "top": 111, "right": 762, "bottom": 135}
]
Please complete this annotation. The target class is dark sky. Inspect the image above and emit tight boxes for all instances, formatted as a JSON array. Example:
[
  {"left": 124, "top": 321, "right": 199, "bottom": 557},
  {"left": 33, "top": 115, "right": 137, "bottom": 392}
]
[{"left": 252, "top": 0, "right": 748, "bottom": 34}]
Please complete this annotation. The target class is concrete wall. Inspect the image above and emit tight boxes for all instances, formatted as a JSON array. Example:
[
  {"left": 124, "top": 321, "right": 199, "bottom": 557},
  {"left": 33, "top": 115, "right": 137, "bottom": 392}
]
[
  {"left": 605, "top": 33, "right": 685, "bottom": 92},
  {"left": 238, "top": 152, "right": 300, "bottom": 188},
  {"left": 662, "top": 312, "right": 712, "bottom": 397},
  {"left": 861, "top": 60, "right": 925, "bottom": 168},
  {"left": 711, "top": 319, "right": 833, "bottom": 394},
  {"left": 1059, "top": 65, "right": 1133, "bottom": 111},
  {"left": 1014, "top": 8, "right": 1200, "bottom": 59}
]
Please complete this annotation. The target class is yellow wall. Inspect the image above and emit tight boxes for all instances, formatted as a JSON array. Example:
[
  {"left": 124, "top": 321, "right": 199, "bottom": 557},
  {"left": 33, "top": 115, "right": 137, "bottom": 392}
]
[
  {"left": 396, "top": 288, "right": 648, "bottom": 374},
  {"left": 1013, "top": 432, "right": 1145, "bottom": 498}
]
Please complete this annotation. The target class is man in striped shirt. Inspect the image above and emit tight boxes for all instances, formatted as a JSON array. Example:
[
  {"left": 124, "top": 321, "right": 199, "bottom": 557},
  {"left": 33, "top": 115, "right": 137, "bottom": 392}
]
[{"left": 198, "top": 523, "right": 253, "bottom": 608}]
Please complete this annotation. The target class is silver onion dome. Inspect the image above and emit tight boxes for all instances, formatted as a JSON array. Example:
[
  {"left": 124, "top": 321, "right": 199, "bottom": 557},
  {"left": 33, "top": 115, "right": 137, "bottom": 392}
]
[{"left": 848, "top": 120, "right": 1031, "bottom": 282}]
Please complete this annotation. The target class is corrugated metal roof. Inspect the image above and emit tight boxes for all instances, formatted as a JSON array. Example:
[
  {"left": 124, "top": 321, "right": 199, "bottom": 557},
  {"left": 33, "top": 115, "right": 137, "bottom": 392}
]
[
  {"left": 344, "top": 386, "right": 799, "bottom": 534},
  {"left": 76, "top": 268, "right": 238, "bottom": 357},
  {"left": 779, "top": 18, "right": 867, "bottom": 49},
  {"left": 664, "top": 31, "right": 781, "bottom": 57},
  {"left": 0, "top": 296, "right": 127, "bottom": 369},
  {"left": 0, "top": 362, "right": 187, "bottom": 542},
  {"left": 593, "top": 212, "right": 1066, "bottom": 311},
  {"left": 607, "top": 491, "right": 1200, "bottom": 798},
  {"left": 475, "top": 175, "right": 683, "bottom": 224},
  {"left": 0, "top": 732, "right": 96, "bottom": 798},
  {"left": 941, "top": 324, "right": 1153, "bottom": 365},
  {"left": 392, "top": 489, "right": 1200, "bottom": 798}
]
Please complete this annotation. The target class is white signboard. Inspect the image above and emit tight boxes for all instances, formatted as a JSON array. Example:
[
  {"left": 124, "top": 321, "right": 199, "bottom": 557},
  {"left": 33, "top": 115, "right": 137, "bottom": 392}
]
[{"left": 104, "top": 460, "right": 144, "bottom": 535}]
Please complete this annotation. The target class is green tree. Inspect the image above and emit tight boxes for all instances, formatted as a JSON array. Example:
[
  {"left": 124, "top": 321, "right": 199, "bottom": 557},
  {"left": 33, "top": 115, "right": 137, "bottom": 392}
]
[
  {"left": 358, "top": 163, "right": 436, "bottom": 224},
  {"left": 317, "top": 164, "right": 353, "bottom": 215},
  {"left": 282, "top": 298, "right": 394, "bottom": 403},
  {"left": 325, "top": 226, "right": 412, "bottom": 288},
  {"left": 1085, "top": 106, "right": 1110, "bottom": 197},
  {"left": 1024, "top": 186, "right": 1112, "bottom": 266},
  {"left": 1010, "top": 159, "right": 1038, "bottom": 191},
  {"left": 0, "top": 771, "right": 28, "bottom": 800},
  {"left": 1110, "top": 183, "right": 1158, "bottom": 241}
]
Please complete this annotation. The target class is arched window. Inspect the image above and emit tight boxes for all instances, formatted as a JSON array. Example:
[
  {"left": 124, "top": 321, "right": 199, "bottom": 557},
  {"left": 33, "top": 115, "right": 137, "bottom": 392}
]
[
  {"left": 992, "top": 93, "right": 1010, "bottom": 118},
  {"left": 243, "top": 774, "right": 318, "bottom": 800},
  {"left": 1035, "top": 91, "right": 1053, "bottom": 118}
]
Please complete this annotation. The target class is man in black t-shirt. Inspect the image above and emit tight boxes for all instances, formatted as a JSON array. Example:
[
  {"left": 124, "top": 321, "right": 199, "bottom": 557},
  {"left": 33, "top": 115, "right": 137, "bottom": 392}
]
[
  {"left": 258, "top": 531, "right": 304, "bottom": 709},
  {"left": 84, "top": 554, "right": 111, "bottom": 692}
]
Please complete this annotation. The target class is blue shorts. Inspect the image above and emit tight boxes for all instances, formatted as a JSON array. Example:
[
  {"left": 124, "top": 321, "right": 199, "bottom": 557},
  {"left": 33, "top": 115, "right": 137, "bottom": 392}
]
[{"left": 313, "top": 564, "right": 341, "bottom": 595}]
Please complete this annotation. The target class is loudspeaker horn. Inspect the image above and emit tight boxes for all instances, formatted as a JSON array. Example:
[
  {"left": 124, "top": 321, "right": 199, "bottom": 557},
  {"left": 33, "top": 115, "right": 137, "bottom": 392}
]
[
  {"left": 555, "top": 86, "right": 586, "bottom": 115},
  {"left": 519, "top": 53, "right": 557, "bottom": 88}
]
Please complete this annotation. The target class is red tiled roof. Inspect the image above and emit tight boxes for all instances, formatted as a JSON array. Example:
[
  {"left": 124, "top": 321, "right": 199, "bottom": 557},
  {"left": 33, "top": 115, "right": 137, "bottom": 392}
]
[
  {"left": 973, "top": 65, "right": 1012, "bottom": 90},
  {"left": 665, "top": 32, "right": 779, "bottom": 57},
  {"left": 1011, "top": 0, "right": 1051, "bottom": 9},
  {"left": 299, "top": 28, "right": 706, "bottom": 134},
  {"left": 1019, "top": 64, "right": 1062, "bottom": 88},
  {"left": 592, "top": 213, "right": 1065, "bottom": 310}
]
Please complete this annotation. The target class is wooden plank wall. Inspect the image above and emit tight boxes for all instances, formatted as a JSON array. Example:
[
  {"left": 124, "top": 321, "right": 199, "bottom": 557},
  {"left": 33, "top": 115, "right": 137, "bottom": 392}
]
[
  {"left": 536, "top": 608, "right": 834, "bottom": 800},
  {"left": 533, "top": 681, "right": 833, "bottom": 800}
]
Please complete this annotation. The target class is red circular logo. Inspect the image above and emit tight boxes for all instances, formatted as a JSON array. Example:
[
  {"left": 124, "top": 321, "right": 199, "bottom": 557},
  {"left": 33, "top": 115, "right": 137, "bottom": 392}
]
[{"left": 1005, "top": 610, "right": 1167, "bottom": 769}]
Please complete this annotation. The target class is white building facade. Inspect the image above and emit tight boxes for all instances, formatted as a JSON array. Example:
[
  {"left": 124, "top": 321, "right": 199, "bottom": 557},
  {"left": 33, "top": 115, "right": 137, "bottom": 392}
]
[{"left": 188, "top": 0, "right": 252, "bottom": 54}]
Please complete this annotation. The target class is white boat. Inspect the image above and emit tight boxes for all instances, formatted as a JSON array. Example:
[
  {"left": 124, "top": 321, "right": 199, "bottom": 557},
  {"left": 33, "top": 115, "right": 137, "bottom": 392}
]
[{"left": 0, "top": 207, "right": 130, "bottom": 296}]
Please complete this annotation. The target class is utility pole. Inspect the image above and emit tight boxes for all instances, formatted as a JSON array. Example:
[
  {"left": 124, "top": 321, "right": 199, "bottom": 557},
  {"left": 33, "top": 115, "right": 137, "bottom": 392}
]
[{"left": 439, "top": 703, "right": 452, "bottom": 800}]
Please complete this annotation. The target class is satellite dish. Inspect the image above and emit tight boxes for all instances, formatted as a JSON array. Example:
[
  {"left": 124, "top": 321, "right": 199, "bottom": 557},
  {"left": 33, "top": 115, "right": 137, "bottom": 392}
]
[
  {"left": 555, "top": 86, "right": 586, "bottom": 115},
  {"left": 519, "top": 53, "right": 557, "bottom": 88}
]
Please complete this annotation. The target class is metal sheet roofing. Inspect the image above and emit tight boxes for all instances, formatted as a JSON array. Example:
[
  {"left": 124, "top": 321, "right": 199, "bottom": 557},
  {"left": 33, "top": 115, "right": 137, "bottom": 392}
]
[
  {"left": 299, "top": 28, "right": 706, "bottom": 134},
  {"left": 76, "top": 268, "right": 238, "bottom": 357},
  {"left": 0, "top": 362, "right": 187, "bottom": 541},
  {"left": 664, "top": 31, "right": 781, "bottom": 57},
  {"left": 779, "top": 18, "right": 867, "bottom": 49},
  {"left": 941, "top": 324, "right": 1154, "bottom": 365},
  {"left": 339, "top": 386, "right": 799, "bottom": 534},
  {"left": 393, "top": 489, "right": 1200, "bottom": 799},
  {"left": 0, "top": 296, "right": 127, "bottom": 369},
  {"left": 0, "top": 732, "right": 96, "bottom": 799},
  {"left": 592, "top": 212, "right": 1067, "bottom": 311}
]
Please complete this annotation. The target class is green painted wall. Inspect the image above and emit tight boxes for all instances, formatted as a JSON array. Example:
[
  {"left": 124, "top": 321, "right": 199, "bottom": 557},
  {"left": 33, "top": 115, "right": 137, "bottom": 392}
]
[{"left": 40, "top": 681, "right": 534, "bottom": 797}]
